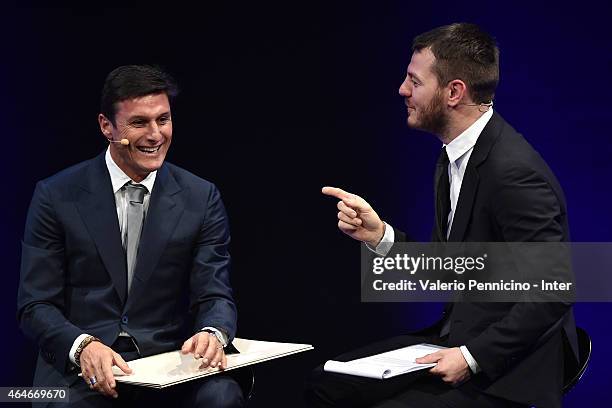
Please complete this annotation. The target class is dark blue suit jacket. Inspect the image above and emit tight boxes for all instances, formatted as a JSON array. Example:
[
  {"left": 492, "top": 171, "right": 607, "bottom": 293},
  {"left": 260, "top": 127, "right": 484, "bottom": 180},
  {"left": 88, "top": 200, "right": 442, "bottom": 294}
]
[{"left": 17, "top": 152, "right": 237, "bottom": 387}]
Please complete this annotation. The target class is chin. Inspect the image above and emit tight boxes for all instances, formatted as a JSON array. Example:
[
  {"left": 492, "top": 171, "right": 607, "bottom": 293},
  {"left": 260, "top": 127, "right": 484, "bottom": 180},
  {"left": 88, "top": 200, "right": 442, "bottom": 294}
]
[{"left": 138, "top": 159, "right": 165, "bottom": 173}]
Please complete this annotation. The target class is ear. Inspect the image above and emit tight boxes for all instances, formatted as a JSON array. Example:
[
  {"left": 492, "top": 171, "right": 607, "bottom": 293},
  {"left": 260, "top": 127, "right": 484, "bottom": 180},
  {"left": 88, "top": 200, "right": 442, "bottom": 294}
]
[
  {"left": 446, "top": 79, "right": 468, "bottom": 107},
  {"left": 98, "top": 113, "right": 114, "bottom": 140}
]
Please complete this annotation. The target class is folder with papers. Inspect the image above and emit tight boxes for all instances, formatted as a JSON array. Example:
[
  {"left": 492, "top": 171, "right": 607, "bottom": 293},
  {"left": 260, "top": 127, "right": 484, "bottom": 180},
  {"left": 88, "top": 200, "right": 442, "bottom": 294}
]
[
  {"left": 323, "top": 343, "right": 446, "bottom": 379},
  {"left": 106, "top": 338, "right": 313, "bottom": 388}
]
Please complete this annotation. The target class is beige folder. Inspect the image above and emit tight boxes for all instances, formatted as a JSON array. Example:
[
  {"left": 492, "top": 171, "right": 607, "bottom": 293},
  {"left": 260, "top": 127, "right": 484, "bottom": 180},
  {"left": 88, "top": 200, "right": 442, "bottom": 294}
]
[{"left": 109, "top": 338, "right": 313, "bottom": 388}]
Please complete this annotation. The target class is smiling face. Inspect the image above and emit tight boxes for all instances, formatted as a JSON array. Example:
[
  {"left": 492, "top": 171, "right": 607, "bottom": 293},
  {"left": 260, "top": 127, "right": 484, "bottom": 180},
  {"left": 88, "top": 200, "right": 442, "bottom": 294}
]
[
  {"left": 99, "top": 92, "right": 172, "bottom": 182},
  {"left": 398, "top": 48, "right": 449, "bottom": 136}
]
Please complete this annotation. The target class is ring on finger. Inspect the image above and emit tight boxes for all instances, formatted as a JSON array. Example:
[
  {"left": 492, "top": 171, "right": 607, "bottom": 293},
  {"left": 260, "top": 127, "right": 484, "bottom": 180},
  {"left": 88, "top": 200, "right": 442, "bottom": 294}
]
[{"left": 89, "top": 376, "right": 97, "bottom": 386}]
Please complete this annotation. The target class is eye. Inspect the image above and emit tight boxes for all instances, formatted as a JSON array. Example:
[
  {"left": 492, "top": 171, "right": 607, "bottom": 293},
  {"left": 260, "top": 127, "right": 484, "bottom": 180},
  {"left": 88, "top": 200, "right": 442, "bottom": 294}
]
[
  {"left": 411, "top": 79, "right": 420, "bottom": 87},
  {"left": 131, "top": 119, "right": 147, "bottom": 127},
  {"left": 157, "top": 116, "right": 171, "bottom": 125}
]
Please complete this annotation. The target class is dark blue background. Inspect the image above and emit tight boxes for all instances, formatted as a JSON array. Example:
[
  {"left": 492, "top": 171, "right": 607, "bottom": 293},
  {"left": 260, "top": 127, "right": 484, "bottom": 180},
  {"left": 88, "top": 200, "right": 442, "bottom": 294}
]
[{"left": 3, "top": 3, "right": 610, "bottom": 406}]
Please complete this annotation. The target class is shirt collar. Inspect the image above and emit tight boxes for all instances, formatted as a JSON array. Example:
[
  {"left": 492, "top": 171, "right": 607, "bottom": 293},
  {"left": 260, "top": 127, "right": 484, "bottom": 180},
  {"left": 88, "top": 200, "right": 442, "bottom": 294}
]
[
  {"left": 444, "top": 108, "right": 494, "bottom": 164},
  {"left": 105, "top": 147, "right": 157, "bottom": 194}
]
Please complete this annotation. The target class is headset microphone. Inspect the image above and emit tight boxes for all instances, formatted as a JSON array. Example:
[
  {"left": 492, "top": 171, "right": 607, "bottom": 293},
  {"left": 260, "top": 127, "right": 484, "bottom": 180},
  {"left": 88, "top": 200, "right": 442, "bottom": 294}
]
[
  {"left": 109, "top": 139, "right": 130, "bottom": 146},
  {"left": 460, "top": 101, "right": 493, "bottom": 113}
]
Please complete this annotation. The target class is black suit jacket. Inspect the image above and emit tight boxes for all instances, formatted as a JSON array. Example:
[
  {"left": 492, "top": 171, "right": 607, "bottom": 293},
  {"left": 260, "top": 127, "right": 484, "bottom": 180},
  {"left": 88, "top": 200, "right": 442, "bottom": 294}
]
[
  {"left": 17, "top": 152, "right": 237, "bottom": 388},
  {"left": 395, "top": 112, "right": 578, "bottom": 407}
]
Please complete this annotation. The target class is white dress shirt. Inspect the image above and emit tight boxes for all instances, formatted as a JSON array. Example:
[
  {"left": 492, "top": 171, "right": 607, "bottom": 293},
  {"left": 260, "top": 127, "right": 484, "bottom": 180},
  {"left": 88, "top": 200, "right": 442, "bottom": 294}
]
[
  {"left": 370, "top": 108, "right": 495, "bottom": 374},
  {"left": 444, "top": 107, "right": 493, "bottom": 238},
  {"left": 69, "top": 148, "right": 226, "bottom": 366}
]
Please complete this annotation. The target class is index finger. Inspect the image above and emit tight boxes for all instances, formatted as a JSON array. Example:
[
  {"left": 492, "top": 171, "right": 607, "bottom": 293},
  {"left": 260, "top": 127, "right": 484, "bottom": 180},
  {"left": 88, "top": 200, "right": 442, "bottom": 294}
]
[
  {"left": 112, "top": 351, "right": 133, "bottom": 375},
  {"left": 322, "top": 186, "right": 353, "bottom": 200}
]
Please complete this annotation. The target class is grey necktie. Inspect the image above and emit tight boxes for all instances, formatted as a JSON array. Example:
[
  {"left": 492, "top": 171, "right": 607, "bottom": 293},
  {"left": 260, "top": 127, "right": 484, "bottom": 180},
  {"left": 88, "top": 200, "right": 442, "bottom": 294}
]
[{"left": 124, "top": 182, "right": 147, "bottom": 292}]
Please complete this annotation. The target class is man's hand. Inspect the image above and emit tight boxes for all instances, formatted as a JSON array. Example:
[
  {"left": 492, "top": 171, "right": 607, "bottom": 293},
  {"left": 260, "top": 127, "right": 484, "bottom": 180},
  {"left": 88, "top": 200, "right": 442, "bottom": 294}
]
[
  {"left": 322, "top": 186, "right": 385, "bottom": 247},
  {"left": 79, "top": 341, "right": 132, "bottom": 398},
  {"left": 181, "top": 332, "right": 227, "bottom": 370},
  {"left": 416, "top": 347, "right": 471, "bottom": 386}
]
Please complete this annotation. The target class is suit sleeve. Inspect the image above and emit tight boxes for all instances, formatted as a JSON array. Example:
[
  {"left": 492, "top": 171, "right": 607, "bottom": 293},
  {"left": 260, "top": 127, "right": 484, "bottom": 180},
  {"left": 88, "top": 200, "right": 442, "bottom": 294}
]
[
  {"left": 465, "top": 164, "right": 571, "bottom": 380},
  {"left": 394, "top": 226, "right": 408, "bottom": 242},
  {"left": 17, "top": 181, "right": 83, "bottom": 373},
  {"left": 189, "top": 183, "right": 237, "bottom": 342}
]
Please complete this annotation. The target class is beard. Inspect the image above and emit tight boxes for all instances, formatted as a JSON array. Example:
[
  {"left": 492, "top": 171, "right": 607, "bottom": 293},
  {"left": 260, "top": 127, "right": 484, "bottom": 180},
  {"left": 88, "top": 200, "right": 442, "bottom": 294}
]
[{"left": 411, "top": 89, "right": 449, "bottom": 136}]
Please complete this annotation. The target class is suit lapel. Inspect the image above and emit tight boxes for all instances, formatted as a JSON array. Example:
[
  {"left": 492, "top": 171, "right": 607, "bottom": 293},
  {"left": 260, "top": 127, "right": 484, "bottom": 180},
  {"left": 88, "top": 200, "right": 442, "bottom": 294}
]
[
  {"left": 447, "top": 165, "right": 479, "bottom": 242},
  {"left": 434, "top": 155, "right": 448, "bottom": 242},
  {"left": 75, "top": 153, "right": 128, "bottom": 304},
  {"left": 126, "top": 164, "right": 184, "bottom": 307},
  {"left": 447, "top": 112, "right": 505, "bottom": 242}
]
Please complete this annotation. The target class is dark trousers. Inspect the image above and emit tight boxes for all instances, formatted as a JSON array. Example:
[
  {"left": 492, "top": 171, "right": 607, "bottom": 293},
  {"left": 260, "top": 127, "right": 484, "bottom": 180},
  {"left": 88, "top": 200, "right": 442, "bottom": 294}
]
[
  {"left": 48, "top": 337, "right": 245, "bottom": 408},
  {"left": 60, "top": 374, "right": 245, "bottom": 408},
  {"left": 304, "top": 335, "right": 526, "bottom": 408}
]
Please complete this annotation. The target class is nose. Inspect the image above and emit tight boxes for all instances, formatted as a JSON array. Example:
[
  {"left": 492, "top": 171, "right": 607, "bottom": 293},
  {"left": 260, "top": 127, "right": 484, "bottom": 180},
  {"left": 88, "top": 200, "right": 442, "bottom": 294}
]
[
  {"left": 399, "top": 77, "right": 412, "bottom": 97},
  {"left": 147, "top": 121, "right": 162, "bottom": 141}
]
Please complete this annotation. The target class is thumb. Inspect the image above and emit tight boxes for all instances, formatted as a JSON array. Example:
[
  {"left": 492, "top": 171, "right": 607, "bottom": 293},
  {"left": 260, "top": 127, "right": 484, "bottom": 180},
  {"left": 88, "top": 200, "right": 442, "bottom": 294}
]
[
  {"left": 113, "top": 352, "right": 133, "bottom": 374},
  {"left": 416, "top": 351, "right": 442, "bottom": 364},
  {"left": 181, "top": 337, "right": 194, "bottom": 354},
  {"left": 342, "top": 197, "right": 366, "bottom": 212}
]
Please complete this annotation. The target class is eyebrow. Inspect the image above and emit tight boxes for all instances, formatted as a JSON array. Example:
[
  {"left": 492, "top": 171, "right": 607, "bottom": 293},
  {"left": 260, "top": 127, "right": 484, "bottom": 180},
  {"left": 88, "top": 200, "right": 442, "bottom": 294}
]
[
  {"left": 127, "top": 112, "right": 171, "bottom": 122},
  {"left": 408, "top": 71, "right": 424, "bottom": 84}
]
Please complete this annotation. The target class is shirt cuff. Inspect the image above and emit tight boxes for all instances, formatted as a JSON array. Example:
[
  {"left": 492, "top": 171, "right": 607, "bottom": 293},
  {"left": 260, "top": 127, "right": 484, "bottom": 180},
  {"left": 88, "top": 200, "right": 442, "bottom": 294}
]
[
  {"left": 200, "top": 327, "right": 229, "bottom": 347},
  {"left": 365, "top": 222, "right": 395, "bottom": 256},
  {"left": 69, "top": 333, "right": 91, "bottom": 366},
  {"left": 460, "top": 345, "right": 481, "bottom": 374}
]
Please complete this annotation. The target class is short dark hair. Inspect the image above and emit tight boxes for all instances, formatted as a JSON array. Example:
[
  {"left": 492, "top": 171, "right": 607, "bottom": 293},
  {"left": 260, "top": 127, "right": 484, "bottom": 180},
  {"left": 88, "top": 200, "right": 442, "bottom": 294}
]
[
  {"left": 412, "top": 23, "right": 499, "bottom": 104},
  {"left": 100, "top": 65, "right": 179, "bottom": 125}
]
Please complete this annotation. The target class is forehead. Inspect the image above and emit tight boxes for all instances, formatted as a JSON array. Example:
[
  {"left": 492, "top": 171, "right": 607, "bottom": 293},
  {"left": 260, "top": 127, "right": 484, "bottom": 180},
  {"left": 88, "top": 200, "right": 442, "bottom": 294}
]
[
  {"left": 407, "top": 48, "right": 436, "bottom": 80},
  {"left": 115, "top": 93, "right": 171, "bottom": 118}
]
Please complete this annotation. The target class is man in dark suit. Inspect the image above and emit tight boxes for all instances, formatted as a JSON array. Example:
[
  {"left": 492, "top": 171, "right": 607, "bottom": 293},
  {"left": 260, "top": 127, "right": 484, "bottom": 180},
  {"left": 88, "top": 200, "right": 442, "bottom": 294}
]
[
  {"left": 18, "top": 65, "right": 244, "bottom": 407},
  {"left": 307, "top": 23, "right": 578, "bottom": 407}
]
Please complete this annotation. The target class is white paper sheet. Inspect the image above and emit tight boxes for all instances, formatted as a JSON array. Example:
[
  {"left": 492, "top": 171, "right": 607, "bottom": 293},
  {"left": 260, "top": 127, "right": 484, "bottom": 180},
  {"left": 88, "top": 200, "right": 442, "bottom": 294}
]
[{"left": 324, "top": 343, "right": 446, "bottom": 379}]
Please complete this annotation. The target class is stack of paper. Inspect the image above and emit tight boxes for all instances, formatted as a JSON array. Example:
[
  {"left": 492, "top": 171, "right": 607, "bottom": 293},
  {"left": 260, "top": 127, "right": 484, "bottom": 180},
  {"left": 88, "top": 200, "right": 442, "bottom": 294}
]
[
  {"left": 110, "top": 338, "right": 313, "bottom": 388},
  {"left": 324, "top": 343, "right": 446, "bottom": 379}
]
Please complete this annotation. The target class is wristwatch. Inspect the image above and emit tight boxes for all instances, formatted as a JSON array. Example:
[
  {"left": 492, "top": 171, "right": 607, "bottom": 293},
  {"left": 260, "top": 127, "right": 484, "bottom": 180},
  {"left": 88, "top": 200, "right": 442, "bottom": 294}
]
[{"left": 202, "top": 329, "right": 227, "bottom": 348}]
